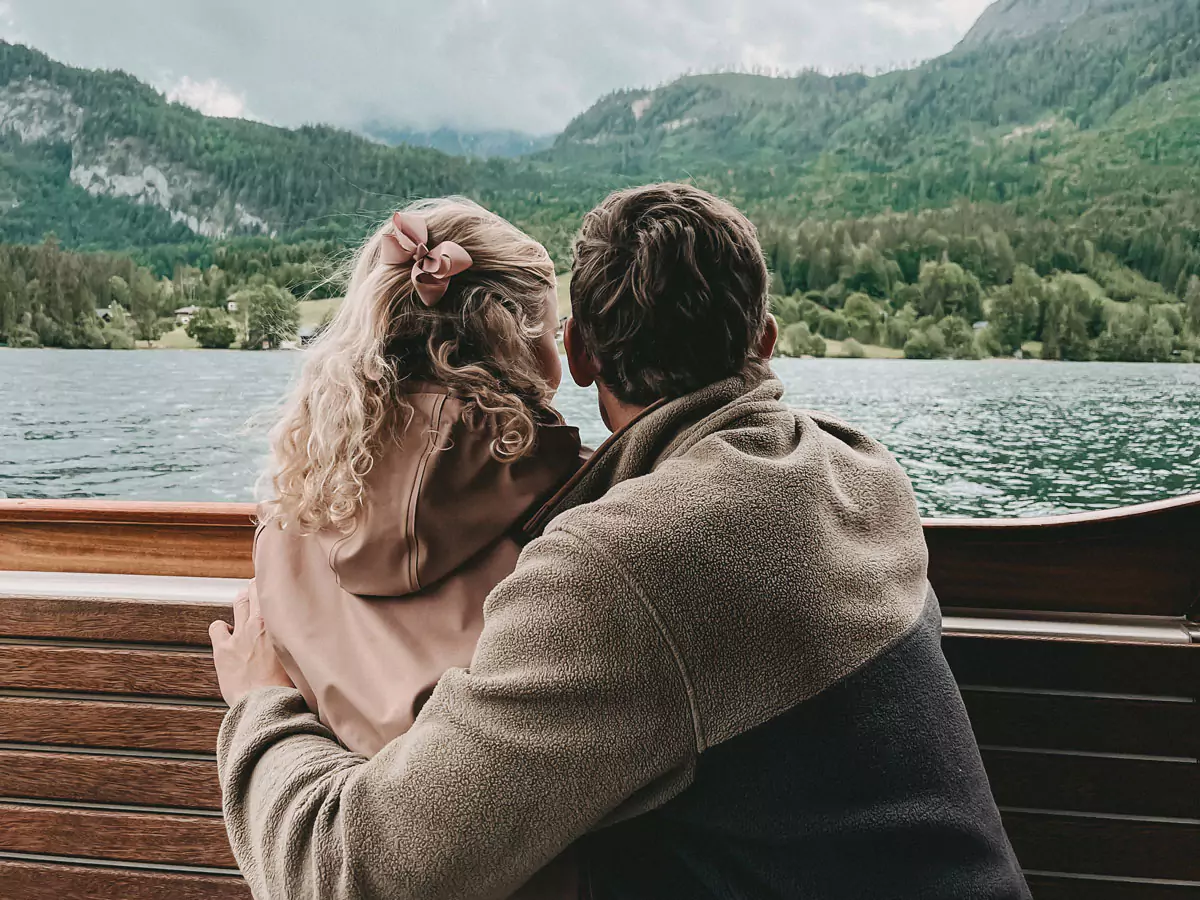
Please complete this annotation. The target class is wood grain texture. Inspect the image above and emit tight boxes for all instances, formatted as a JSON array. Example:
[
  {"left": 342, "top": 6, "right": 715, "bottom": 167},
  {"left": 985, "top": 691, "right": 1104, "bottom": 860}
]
[
  {"left": 0, "top": 802, "right": 236, "bottom": 867},
  {"left": 982, "top": 749, "right": 1198, "bottom": 819},
  {"left": 963, "top": 689, "right": 1199, "bottom": 756},
  {"left": 0, "top": 501, "right": 256, "bottom": 578},
  {"left": 0, "top": 521, "right": 254, "bottom": 579},
  {"left": 1004, "top": 811, "right": 1200, "bottom": 881},
  {"left": 1025, "top": 873, "right": 1200, "bottom": 900},
  {"left": 0, "top": 645, "right": 221, "bottom": 699},
  {"left": 0, "top": 860, "right": 249, "bottom": 900},
  {"left": 3, "top": 494, "right": 1197, "bottom": 616},
  {"left": 0, "top": 594, "right": 229, "bottom": 646},
  {"left": 0, "top": 750, "right": 221, "bottom": 809},
  {"left": 925, "top": 494, "right": 1200, "bottom": 617},
  {"left": 944, "top": 636, "right": 1200, "bottom": 696},
  {"left": 0, "top": 696, "right": 224, "bottom": 753}
]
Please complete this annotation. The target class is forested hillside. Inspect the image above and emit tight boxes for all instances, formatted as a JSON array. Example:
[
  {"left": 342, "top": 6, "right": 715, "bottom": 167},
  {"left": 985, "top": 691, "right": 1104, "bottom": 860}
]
[
  {"left": 2, "top": 0, "right": 1200, "bottom": 360},
  {"left": 0, "top": 42, "right": 598, "bottom": 256}
]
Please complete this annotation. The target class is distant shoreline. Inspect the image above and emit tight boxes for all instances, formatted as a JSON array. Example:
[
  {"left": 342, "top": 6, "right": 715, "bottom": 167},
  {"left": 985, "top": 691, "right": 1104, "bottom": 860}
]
[{"left": 2, "top": 345, "right": 1190, "bottom": 364}]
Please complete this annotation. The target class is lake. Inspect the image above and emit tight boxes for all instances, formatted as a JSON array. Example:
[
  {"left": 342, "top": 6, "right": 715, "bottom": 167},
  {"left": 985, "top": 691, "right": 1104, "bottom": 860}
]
[{"left": 1, "top": 350, "right": 1197, "bottom": 518}]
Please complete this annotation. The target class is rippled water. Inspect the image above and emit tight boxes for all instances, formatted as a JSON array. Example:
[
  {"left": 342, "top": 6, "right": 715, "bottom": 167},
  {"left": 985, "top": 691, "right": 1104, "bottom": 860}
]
[{"left": 1, "top": 350, "right": 1197, "bottom": 517}]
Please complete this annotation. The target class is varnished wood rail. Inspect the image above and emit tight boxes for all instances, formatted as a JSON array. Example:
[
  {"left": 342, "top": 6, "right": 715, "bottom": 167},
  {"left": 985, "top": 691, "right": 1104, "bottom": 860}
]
[
  {"left": 0, "top": 500, "right": 257, "bottom": 579},
  {"left": 2, "top": 493, "right": 1197, "bottom": 619}
]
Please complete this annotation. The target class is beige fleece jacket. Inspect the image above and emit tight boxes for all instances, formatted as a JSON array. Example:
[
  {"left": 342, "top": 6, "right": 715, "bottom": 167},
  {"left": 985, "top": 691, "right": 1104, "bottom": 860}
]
[{"left": 218, "top": 373, "right": 929, "bottom": 900}]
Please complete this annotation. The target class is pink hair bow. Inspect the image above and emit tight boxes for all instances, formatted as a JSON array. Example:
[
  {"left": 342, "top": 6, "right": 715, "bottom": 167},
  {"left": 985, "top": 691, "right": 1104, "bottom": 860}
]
[{"left": 380, "top": 212, "right": 473, "bottom": 306}]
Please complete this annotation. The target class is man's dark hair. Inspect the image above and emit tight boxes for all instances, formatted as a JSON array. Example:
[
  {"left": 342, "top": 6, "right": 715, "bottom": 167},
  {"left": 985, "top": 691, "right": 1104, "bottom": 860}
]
[{"left": 570, "top": 183, "right": 771, "bottom": 406}]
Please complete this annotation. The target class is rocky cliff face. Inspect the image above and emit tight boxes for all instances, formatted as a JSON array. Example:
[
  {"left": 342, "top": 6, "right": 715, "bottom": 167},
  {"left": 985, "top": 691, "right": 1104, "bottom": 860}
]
[
  {"left": 0, "top": 76, "right": 272, "bottom": 238},
  {"left": 0, "top": 79, "right": 83, "bottom": 143}
]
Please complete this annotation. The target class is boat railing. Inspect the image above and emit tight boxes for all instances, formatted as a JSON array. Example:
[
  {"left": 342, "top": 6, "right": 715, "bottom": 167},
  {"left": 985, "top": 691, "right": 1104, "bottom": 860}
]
[{"left": 0, "top": 495, "right": 1197, "bottom": 898}]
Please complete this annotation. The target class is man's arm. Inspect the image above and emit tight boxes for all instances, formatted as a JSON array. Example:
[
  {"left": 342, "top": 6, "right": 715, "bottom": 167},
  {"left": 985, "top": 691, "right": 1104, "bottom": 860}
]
[{"left": 217, "top": 527, "right": 698, "bottom": 900}]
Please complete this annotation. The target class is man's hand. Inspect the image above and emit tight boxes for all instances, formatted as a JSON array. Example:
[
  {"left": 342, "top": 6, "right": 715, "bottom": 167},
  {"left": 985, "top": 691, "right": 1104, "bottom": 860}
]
[{"left": 210, "top": 580, "right": 294, "bottom": 707}]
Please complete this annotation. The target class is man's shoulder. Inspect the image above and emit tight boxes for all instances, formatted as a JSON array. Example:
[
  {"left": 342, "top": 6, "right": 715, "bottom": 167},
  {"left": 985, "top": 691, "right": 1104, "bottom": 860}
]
[
  {"left": 542, "top": 402, "right": 911, "bottom": 566},
  {"left": 532, "top": 407, "right": 930, "bottom": 751},
  {"left": 541, "top": 457, "right": 724, "bottom": 567}
]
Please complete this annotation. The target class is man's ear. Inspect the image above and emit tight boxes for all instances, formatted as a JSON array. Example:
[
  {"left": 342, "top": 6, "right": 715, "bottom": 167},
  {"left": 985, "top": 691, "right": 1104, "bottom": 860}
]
[
  {"left": 564, "top": 317, "right": 600, "bottom": 388},
  {"left": 757, "top": 314, "right": 779, "bottom": 360}
]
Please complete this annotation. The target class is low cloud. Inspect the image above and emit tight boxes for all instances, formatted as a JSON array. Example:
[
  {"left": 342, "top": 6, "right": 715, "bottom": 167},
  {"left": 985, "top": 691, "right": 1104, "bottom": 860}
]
[
  {"left": 166, "top": 76, "right": 253, "bottom": 119},
  {"left": 864, "top": 0, "right": 990, "bottom": 37},
  {"left": 2, "top": 0, "right": 994, "bottom": 134}
]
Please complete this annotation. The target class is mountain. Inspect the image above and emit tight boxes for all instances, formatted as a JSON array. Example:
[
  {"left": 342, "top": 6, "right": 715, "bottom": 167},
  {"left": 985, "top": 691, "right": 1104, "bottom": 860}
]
[
  {"left": 3, "top": 0, "right": 1198, "bottom": 253},
  {"left": 361, "top": 123, "right": 555, "bottom": 159},
  {"left": 0, "top": 41, "right": 600, "bottom": 259},
  {"left": 960, "top": 0, "right": 1159, "bottom": 47},
  {"left": 0, "top": 43, "right": 459, "bottom": 241},
  {"left": 3, "top": 0, "right": 1200, "bottom": 360},
  {"left": 547, "top": 0, "right": 1199, "bottom": 195}
]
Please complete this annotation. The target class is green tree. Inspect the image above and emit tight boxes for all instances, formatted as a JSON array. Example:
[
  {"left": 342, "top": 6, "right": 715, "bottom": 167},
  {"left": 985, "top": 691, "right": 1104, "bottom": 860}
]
[
  {"left": 816, "top": 309, "right": 850, "bottom": 341},
  {"left": 841, "top": 338, "right": 867, "bottom": 358},
  {"left": 242, "top": 285, "right": 299, "bottom": 349},
  {"left": 1186, "top": 276, "right": 1200, "bottom": 335},
  {"left": 986, "top": 265, "right": 1044, "bottom": 354},
  {"left": 129, "top": 270, "right": 167, "bottom": 343},
  {"left": 1096, "top": 306, "right": 1175, "bottom": 362},
  {"left": 10, "top": 312, "right": 40, "bottom": 347},
  {"left": 843, "top": 293, "right": 886, "bottom": 345},
  {"left": 904, "top": 321, "right": 948, "bottom": 359},
  {"left": 186, "top": 307, "right": 238, "bottom": 349},
  {"left": 1042, "top": 280, "right": 1103, "bottom": 361},
  {"left": 72, "top": 311, "right": 107, "bottom": 349},
  {"left": 939, "top": 316, "right": 982, "bottom": 359},
  {"left": 884, "top": 307, "right": 918, "bottom": 349},
  {"left": 918, "top": 260, "right": 984, "bottom": 322},
  {"left": 103, "top": 303, "right": 137, "bottom": 350},
  {"left": 778, "top": 322, "right": 827, "bottom": 358}
]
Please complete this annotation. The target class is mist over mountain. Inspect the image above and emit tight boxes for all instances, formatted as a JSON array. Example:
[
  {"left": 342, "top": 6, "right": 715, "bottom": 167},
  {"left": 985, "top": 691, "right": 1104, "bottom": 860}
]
[{"left": 361, "top": 123, "right": 555, "bottom": 160}]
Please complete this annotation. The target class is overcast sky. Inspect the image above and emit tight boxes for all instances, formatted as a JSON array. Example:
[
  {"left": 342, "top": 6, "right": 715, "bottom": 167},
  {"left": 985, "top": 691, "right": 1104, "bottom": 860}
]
[{"left": 0, "top": 0, "right": 993, "bottom": 134}]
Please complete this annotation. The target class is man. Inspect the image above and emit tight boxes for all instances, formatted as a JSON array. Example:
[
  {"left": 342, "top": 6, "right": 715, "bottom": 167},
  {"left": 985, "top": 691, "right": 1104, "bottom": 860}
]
[{"left": 212, "top": 183, "right": 1030, "bottom": 899}]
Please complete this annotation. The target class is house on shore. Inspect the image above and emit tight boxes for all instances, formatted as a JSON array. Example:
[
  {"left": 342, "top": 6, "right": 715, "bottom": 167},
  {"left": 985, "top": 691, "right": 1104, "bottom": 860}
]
[{"left": 174, "top": 306, "right": 201, "bottom": 326}]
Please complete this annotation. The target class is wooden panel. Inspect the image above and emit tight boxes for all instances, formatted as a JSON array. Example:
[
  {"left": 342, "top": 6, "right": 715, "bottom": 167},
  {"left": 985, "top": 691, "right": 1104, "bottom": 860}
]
[
  {"left": 0, "top": 802, "right": 236, "bottom": 868},
  {"left": 964, "top": 690, "right": 1199, "bottom": 757},
  {"left": 0, "top": 645, "right": 221, "bottom": 699},
  {"left": 0, "top": 595, "right": 229, "bottom": 646},
  {"left": 0, "top": 860, "right": 249, "bottom": 900},
  {"left": 944, "top": 636, "right": 1200, "bottom": 697},
  {"left": 982, "top": 749, "right": 1198, "bottom": 819},
  {"left": 926, "top": 494, "right": 1200, "bottom": 616},
  {"left": 0, "top": 501, "right": 256, "bottom": 579},
  {"left": 0, "top": 750, "right": 220, "bottom": 810},
  {"left": 0, "top": 696, "right": 224, "bottom": 753},
  {"left": 1025, "top": 873, "right": 1200, "bottom": 900},
  {"left": 1004, "top": 811, "right": 1200, "bottom": 881}
]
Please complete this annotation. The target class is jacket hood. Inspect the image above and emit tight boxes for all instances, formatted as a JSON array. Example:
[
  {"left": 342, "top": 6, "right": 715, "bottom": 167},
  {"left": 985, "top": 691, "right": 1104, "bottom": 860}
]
[{"left": 324, "top": 387, "right": 582, "bottom": 598}]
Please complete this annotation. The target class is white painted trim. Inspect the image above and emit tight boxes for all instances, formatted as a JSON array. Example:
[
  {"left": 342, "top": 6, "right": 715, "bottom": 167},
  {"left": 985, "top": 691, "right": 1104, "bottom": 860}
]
[
  {"left": 0, "top": 571, "right": 244, "bottom": 604},
  {"left": 0, "top": 571, "right": 1193, "bottom": 645},
  {"left": 943, "top": 614, "right": 1192, "bottom": 645}
]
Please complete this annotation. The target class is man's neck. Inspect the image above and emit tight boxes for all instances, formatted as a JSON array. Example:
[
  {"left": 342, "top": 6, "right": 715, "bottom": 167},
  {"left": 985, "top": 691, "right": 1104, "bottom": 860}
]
[{"left": 598, "top": 385, "right": 650, "bottom": 434}]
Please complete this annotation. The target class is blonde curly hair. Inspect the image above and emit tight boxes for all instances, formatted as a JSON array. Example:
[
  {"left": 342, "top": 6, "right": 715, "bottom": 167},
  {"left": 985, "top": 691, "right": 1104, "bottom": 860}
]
[{"left": 261, "top": 198, "right": 558, "bottom": 533}]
